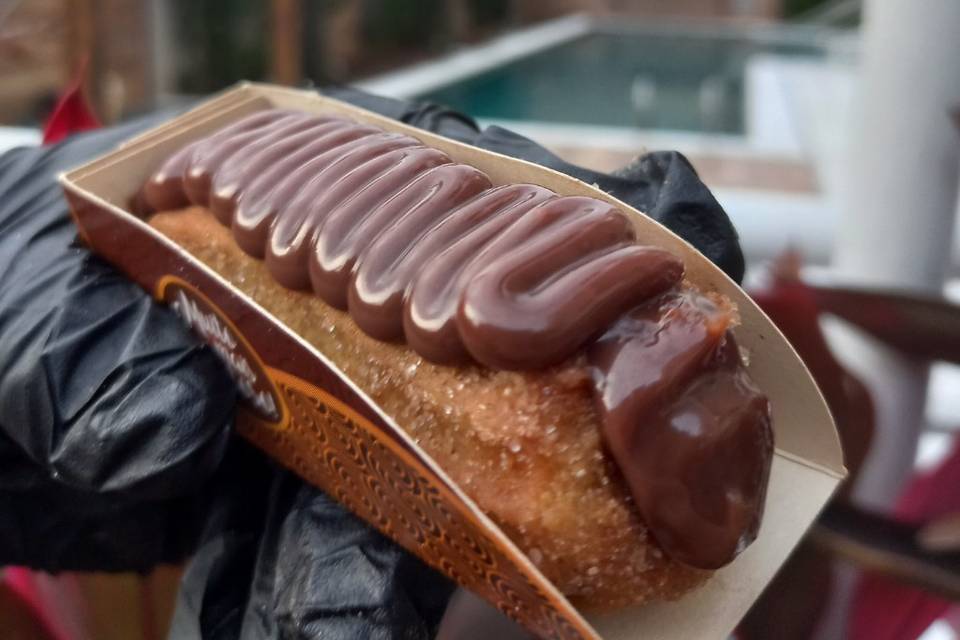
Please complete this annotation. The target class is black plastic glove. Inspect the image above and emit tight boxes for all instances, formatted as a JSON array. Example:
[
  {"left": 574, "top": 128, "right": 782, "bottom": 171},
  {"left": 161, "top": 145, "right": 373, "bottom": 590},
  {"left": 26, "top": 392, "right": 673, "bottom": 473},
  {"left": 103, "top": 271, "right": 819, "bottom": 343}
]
[
  {"left": 0, "top": 110, "right": 453, "bottom": 640},
  {"left": 0, "top": 87, "right": 743, "bottom": 640}
]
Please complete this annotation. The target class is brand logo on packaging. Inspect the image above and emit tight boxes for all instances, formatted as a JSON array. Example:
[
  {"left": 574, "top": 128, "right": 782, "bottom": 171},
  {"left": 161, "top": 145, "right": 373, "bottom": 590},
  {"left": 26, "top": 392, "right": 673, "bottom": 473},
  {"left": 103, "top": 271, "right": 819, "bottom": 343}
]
[{"left": 156, "top": 276, "right": 288, "bottom": 428}]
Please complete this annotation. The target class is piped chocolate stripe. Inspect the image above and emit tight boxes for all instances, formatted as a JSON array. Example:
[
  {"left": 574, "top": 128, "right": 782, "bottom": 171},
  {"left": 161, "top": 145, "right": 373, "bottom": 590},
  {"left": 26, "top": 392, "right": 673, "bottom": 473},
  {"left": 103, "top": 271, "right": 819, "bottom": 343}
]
[{"left": 137, "top": 109, "right": 774, "bottom": 571}]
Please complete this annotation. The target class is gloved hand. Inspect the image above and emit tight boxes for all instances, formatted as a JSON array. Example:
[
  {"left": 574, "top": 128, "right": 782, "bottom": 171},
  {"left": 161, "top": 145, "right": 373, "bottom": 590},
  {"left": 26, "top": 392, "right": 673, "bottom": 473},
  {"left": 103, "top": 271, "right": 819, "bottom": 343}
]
[{"left": 0, "top": 87, "right": 743, "bottom": 639}]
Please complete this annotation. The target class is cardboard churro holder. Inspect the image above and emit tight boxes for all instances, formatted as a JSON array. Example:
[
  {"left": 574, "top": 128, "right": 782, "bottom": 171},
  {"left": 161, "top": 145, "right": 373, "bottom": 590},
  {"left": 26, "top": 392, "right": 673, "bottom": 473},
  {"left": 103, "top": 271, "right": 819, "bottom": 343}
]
[{"left": 60, "top": 83, "right": 844, "bottom": 640}]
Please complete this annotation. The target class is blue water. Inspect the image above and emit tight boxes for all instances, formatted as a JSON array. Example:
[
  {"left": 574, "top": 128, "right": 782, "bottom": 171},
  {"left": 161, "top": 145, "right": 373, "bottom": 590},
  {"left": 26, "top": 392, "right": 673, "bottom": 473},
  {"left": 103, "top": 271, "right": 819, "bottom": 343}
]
[{"left": 418, "top": 31, "right": 823, "bottom": 134}]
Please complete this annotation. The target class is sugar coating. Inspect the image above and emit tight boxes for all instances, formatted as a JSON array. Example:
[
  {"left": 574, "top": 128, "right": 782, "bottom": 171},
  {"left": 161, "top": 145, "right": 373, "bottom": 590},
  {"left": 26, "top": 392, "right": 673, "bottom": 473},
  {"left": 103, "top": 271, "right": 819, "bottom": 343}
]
[{"left": 150, "top": 207, "right": 708, "bottom": 610}]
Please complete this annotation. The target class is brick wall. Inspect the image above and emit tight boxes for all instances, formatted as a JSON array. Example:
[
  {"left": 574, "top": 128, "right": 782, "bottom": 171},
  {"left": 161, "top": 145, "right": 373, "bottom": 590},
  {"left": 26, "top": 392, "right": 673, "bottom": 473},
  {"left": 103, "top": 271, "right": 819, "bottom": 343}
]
[
  {"left": 0, "top": 0, "right": 154, "bottom": 125},
  {"left": 0, "top": 0, "right": 68, "bottom": 124}
]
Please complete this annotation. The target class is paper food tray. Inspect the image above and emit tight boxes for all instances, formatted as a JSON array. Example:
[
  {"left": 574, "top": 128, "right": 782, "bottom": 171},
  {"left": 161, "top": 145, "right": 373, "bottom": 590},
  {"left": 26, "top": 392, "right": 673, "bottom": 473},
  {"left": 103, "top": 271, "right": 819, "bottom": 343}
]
[{"left": 60, "top": 82, "right": 844, "bottom": 640}]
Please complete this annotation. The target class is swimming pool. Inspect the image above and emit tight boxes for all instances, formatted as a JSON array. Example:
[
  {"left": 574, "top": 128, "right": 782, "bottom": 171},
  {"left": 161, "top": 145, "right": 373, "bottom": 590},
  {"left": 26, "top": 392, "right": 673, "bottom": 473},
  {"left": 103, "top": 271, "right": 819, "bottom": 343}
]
[
  {"left": 356, "top": 15, "right": 855, "bottom": 265},
  {"left": 409, "top": 21, "right": 828, "bottom": 135}
]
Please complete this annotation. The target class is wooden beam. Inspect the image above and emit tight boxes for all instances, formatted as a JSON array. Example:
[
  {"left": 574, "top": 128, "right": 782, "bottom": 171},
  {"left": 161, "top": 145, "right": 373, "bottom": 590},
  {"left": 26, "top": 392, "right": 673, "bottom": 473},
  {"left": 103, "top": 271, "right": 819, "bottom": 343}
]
[
  {"left": 271, "top": 0, "right": 302, "bottom": 86},
  {"left": 65, "top": 0, "right": 98, "bottom": 108}
]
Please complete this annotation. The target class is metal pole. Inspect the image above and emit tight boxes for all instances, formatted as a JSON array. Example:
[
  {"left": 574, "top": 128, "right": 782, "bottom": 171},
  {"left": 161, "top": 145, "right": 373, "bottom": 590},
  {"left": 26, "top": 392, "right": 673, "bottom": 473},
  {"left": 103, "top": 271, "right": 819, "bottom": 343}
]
[
  {"left": 818, "top": 3, "right": 960, "bottom": 637},
  {"left": 834, "top": 0, "right": 960, "bottom": 511},
  {"left": 148, "top": 0, "right": 175, "bottom": 105}
]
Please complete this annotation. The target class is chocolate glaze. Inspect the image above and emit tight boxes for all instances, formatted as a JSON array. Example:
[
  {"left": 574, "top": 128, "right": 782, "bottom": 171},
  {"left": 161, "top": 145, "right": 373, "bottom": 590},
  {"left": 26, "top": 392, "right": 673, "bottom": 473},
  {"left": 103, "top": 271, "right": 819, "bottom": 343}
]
[
  {"left": 138, "top": 109, "right": 774, "bottom": 570},
  {"left": 589, "top": 292, "right": 773, "bottom": 569},
  {"left": 270, "top": 134, "right": 430, "bottom": 292}
]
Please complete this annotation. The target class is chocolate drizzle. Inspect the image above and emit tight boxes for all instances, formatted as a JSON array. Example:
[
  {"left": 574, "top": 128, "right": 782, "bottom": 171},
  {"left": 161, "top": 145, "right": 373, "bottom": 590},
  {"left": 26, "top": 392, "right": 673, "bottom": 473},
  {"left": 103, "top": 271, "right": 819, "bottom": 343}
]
[
  {"left": 589, "top": 292, "right": 773, "bottom": 568},
  {"left": 138, "top": 109, "right": 773, "bottom": 570}
]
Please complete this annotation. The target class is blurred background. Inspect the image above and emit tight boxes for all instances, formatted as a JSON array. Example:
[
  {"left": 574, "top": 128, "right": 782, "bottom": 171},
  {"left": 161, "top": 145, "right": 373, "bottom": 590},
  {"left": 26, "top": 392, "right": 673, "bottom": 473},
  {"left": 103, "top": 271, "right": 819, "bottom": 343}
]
[{"left": 2, "top": 1, "right": 959, "bottom": 639}]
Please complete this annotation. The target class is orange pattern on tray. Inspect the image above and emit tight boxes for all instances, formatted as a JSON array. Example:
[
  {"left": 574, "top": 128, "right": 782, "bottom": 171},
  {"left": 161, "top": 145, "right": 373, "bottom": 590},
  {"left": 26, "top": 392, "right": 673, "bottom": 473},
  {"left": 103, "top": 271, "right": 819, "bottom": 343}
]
[{"left": 236, "top": 367, "right": 595, "bottom": 640}]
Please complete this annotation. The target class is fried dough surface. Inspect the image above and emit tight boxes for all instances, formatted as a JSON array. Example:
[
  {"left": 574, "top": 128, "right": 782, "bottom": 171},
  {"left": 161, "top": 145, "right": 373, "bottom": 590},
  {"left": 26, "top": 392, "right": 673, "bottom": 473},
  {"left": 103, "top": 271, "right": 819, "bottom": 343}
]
[{"left": 150, "top": 207, "right": 708, "bottom": 610}]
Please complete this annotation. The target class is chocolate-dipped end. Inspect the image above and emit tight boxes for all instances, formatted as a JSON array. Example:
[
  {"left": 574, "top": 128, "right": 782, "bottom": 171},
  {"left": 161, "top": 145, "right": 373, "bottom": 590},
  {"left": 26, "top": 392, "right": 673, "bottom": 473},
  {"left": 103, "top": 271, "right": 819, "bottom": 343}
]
[{"left": 589, "top": 292, "right": 773, "bottom": 569}]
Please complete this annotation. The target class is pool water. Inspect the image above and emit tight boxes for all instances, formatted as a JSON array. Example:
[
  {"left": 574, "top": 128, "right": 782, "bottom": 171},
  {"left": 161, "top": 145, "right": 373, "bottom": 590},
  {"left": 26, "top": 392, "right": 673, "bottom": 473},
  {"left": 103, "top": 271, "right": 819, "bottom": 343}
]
[{"left": 418, "top": 31, "right": 824, "bottom": 135}]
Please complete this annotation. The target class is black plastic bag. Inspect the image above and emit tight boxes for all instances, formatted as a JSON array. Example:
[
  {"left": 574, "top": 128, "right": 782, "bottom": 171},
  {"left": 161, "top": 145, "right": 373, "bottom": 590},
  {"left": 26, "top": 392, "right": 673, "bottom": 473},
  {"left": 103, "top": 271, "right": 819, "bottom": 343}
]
[{"left": 0, "top": 87, "right": 743, "bottom": 639}]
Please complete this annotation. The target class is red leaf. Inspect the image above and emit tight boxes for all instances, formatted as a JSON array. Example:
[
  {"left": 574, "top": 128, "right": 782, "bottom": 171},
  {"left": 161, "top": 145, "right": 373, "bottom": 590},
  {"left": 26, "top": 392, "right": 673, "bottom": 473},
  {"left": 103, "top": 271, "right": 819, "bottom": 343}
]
[{"left": 42, "top": 62, "right": 100, "bottom": 144}]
